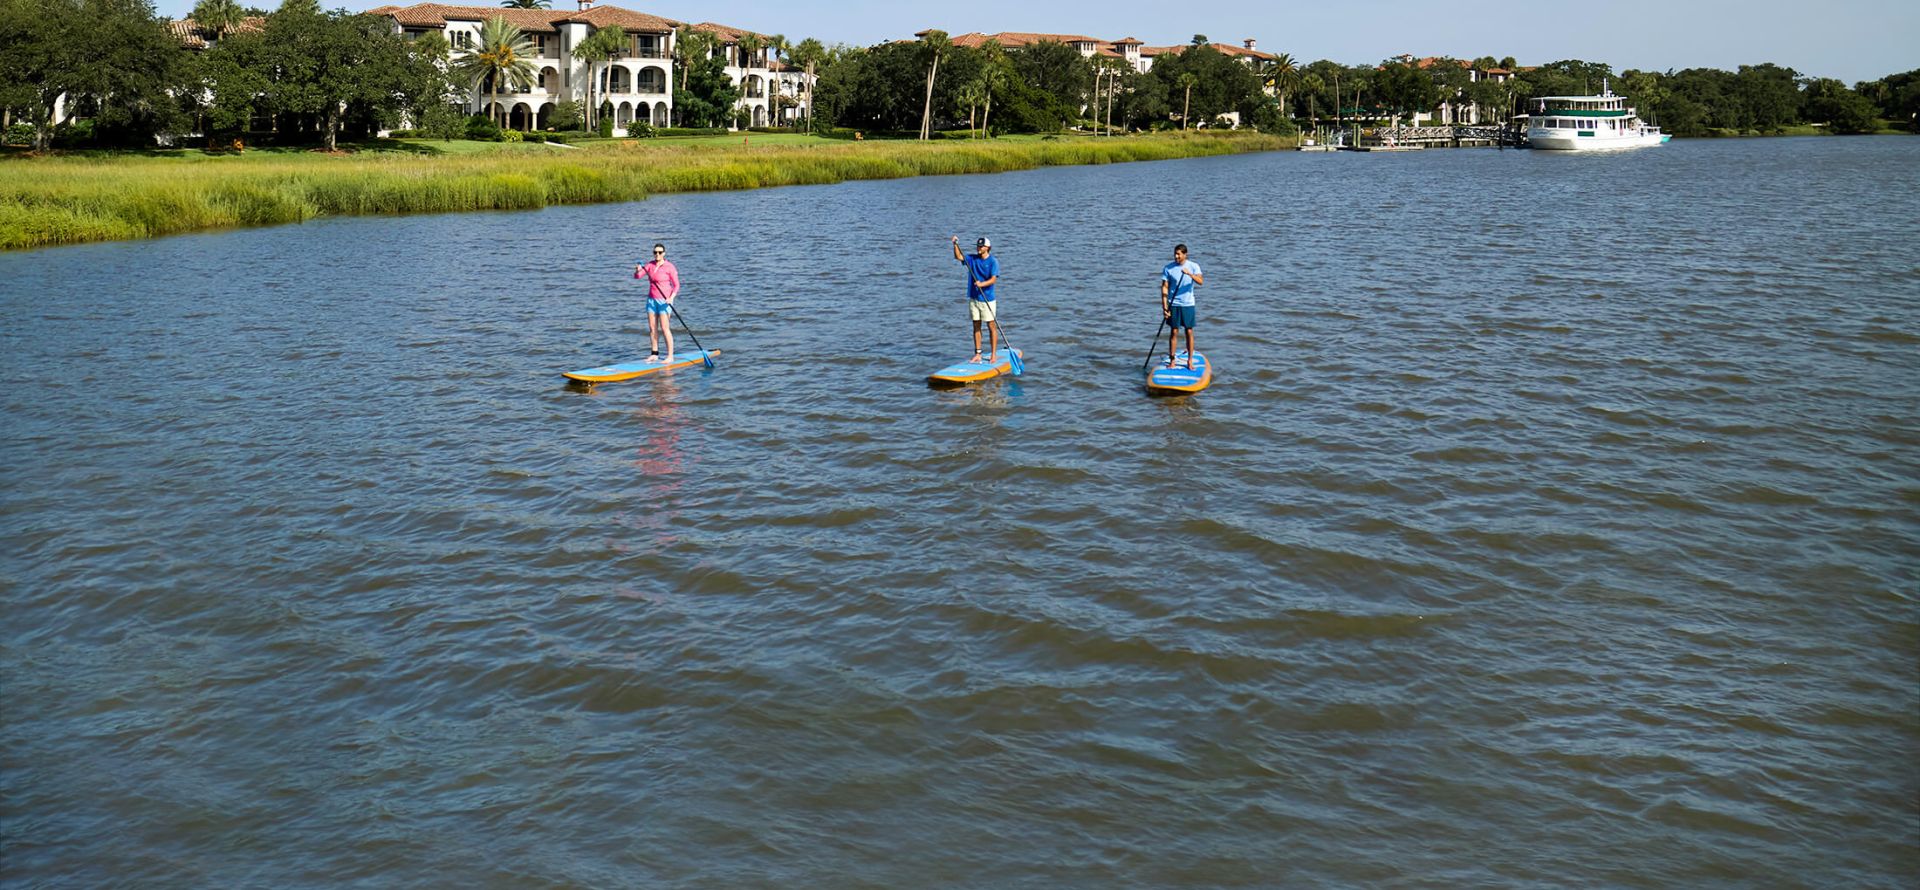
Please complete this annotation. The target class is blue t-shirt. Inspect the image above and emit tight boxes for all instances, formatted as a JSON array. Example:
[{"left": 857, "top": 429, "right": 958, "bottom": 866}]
[
  {"left": 1163, "top": 260, "right": 1201, "bottom": 307},
  {"left": 963, "top": 255, "right": 999, "bottom": 302}
]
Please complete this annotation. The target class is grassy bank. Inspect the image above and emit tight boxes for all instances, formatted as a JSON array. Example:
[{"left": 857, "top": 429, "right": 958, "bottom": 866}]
[{"left": 0, "top": 132, "right": 1291, "bottom": 251}]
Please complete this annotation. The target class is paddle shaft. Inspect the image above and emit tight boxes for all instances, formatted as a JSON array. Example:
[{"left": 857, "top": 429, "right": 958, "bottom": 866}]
[
  {"left": 1141, "top": 318, "right": 1167, "bottom": 373},
  {"left": 666, "top": 302, "right": 714, "bottom": 368}
]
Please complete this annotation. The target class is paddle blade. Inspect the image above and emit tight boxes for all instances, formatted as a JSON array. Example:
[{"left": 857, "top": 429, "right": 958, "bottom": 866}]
[
  {"left": 702, "top": 350, "right": 715, "bottom": 370},
  {"left": 1007, "top": 347, "right": 1025, "bottom": 376}
]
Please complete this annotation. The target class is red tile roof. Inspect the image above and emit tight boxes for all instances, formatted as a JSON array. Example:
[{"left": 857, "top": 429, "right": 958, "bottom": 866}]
[
  {"left": 373, "top": 3, "right": 676, "bottom": 35},
  {"left": 689, "top": 21, "right": 769, "bottom": 44},
  {"left": 168, "top": 16, "right": 266, "bottom": 49}
]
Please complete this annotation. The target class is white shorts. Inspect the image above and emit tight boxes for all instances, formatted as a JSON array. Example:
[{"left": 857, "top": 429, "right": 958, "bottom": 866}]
[{"left": 969, "top": 300, "right": 997, "bottom": 322}]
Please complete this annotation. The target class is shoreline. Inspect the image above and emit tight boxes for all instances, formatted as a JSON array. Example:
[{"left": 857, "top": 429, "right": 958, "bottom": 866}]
[{"left": 0, "top": 132, "right": 1293, "bottom": 252}]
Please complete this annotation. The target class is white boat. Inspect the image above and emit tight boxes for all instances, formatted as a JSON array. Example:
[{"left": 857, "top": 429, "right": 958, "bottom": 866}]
[{"left": 1525, "top": 81, "right": 1670, "bottom": 151}]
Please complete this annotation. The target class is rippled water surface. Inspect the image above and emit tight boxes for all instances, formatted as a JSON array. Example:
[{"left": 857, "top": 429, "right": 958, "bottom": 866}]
[{"left": 4, "top": 137, "right": 1917, "bottom": 886}]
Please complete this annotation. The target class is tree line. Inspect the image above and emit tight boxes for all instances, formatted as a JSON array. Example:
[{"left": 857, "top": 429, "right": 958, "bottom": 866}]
[
  {"left": 1276, "top": 56, "right": 1916, "bottom": 137},
  {"left": 812, "top": 34, "right": 1292, "bottom": 136},
  {"left": 4, "top": 0, "right": 1912, "bottom": 151}
]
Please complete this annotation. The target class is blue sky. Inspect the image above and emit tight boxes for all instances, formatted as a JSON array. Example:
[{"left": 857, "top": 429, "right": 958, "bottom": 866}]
[{"left": 156, "top": 0, "right": 1916, "bottom": 85}]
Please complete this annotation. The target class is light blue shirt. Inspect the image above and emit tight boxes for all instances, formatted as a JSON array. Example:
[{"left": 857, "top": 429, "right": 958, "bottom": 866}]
[{"left": 1163, "top": 260, "right": 1201, "bottom": 307}]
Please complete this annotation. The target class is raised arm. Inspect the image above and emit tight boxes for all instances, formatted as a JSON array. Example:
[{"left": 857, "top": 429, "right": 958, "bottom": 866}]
[{"left": 950, "top": 235, "right": 963, "bottom": 262}]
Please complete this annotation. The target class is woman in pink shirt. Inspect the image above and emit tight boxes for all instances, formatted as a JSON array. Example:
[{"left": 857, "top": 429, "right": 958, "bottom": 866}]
[{"left": 635, "top": 242, "right": 681, "bottom": 362}]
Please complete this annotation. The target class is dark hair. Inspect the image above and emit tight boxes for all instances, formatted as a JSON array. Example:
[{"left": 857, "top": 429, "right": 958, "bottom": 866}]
[
  {"left": 1174, "top": 243, "right": 1188, "bottom": 254},
  {"left": 653, "top": 243, "right": 665, "bottom": 251}
]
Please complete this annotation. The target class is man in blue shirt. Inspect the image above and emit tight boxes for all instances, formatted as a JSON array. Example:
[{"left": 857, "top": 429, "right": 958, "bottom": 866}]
[
  {"left": 951, "top": 235, "right": 1001, "bottom": 363},
  {"left": 1160, "top": 243, "right": 1204, "bottom": 369}
]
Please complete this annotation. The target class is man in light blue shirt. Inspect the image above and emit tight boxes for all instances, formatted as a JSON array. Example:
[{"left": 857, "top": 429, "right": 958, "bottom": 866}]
[
  {"left": 951, "top": 235, "right": 1001, "bottom": 363},
  {"left": 1160, "top": 243, "right": 1204, "bottom": 369}
]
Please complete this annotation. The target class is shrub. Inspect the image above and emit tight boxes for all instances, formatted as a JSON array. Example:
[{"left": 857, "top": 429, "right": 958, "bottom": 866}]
[
  {"left": 597, "top": 117, "right": 613, "bottom": 139},
  {"left": 2, "top": 122, "right": 32, "bottom": 146},
  {"left": 625, "top": 122, "right": 654, "bottom": 138},
  {"left": 465, "top": 114, "right": 502, "bottom": 141},
  {"left": 525, "top": 132, "right": 546, "bottom": 143},
  {"left": 550, "top": 100, "right": 584, "bottom": 132},
  {"left": 501, "top": 129, "right": 524, "bottom": 142},
  {"left": 653, "top": 126, "right": 728, "bottom": 137},
  {"left": 544, "top": 132, "right": 570, "bottom": 144}
]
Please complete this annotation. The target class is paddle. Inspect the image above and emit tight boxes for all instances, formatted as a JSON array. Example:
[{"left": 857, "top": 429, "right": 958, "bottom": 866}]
[
  {"left": 666, "top": 301, "right": 715, "bottom": 370},
  {"left": 992, "top": 306, "right": 1024, "bottom": 376},
  {"left": 1140, "top": 317, "right": 1167, "bottom": 374}
]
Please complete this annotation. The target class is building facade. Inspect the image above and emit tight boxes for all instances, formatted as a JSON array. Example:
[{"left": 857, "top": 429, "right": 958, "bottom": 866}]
[{"left": 365, "top": 1, "right": 808, "bottom": 134}]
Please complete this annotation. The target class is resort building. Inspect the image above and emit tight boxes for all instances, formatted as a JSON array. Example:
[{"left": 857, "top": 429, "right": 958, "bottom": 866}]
[
  {"left": 923, "top": 32, "right": 1276, "bottom": 75},
  {"left": 360, "top": 2, "right": 808, "bottom": 133}
]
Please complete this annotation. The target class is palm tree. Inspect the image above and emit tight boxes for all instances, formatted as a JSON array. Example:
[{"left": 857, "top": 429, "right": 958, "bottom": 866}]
[
  {"left": 574, "top": 27, "right": 624, "bottom": 133},
  {"left": 734, "top": 33, "right": 765, "bottom": 128},
  {"left": 764, "top": 34, "right": 789, "bottom": 126},
  {"left": 1264, "top": 53, "right": 1299, "bottom": 120},
  {"left": 456, "top": 16, "right": 538, "bottom": 129},
  {"left": 978, "top": 40, "right": 1007, "bottom": 138},
  {"left": 670, "top": 27, "right": 712, "bottom": 127},
  {"left": 276, "top": 0, "right": 319, "bottom": 13},
  {"left": 499, "top": 0, "right": 549, "bottom": 7},
  {"left": 790, "top": 37, "right": 826, "bottom": 133},
  {"left": 1178, "top": 72, "right": 1198, "bottom": 129},
  {"left": 956, "top": 80, "right": 985, "bottom": 137},
  {"left": 191, "top": 0, "right": 243, "bottom": 38},
  {"left": 1301, "top": 73, "right": 1325, "bottom": 129},
  {"left": 918, "top": 29, "right": 948, "bottom": 140}
]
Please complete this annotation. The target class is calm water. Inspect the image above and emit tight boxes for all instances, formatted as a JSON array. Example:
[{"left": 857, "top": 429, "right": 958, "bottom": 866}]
[{"left": 4, "top": 137, "right": 1917, "bottom": 886}]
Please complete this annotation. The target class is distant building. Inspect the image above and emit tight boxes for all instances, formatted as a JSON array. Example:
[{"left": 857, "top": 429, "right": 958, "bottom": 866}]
[{"left": 361, "top": 1, "right": 809, "bottom": 133}]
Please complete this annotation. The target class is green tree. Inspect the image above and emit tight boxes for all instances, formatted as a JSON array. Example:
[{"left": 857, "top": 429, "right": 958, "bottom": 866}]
[
  {"left": 977, "top": 40, "right": 1009, "bottom": 136},
  {"left": 1006, "top": 40, "right": 1089, "bottom": 132},
  {"left": 788, "top": 36, "right": 826, "bottom": 131},
  {"left": 1374, "top": 59, "right": 1439, "bottom": 123},
  {"left": 956, "top": 79, "right": 985, "bottom": 136},
  {"left": 277, "top": 0, "right": 318, "bottom": 13},
  {"left": 0, "top": 0, "right": 188, "bottom": 150},
  {"left": 673, "top": 32, "right": 739, "bottom": 127},
  {"left": 408, "top": 29, "right": 465, "bottom": 140},
  {"left": 454, "top": 15, "right": 536, "bottom": 130},
  {"left": 917, "top": 29, "right": 947, "bottom": 139},
  {"left": 1259, "top": 53, "right": 1299, "bottom": 120},
  {"left": 1177, "top": 72, "right": 1197, "bottom": 128},
  {"left": 264, "top": 8, "right": 416, "bottom": 149},
  {"left": 573, "top": 25, "right": 624, "bottom": 133},
  {"left": 191, "top": 26, "right": 269, "bottom": 140},
  {"left": 1735, "top": 62, "right": 1800, "bottom": 131},
  {"left": 736, "top": 32, "right": 765, "bottom": 128},
  {"left": 191, "top": 0, "right": 244, "bottom": 36},
  {"left": 1803, "top": 77, "right": 1879, "bottom": 134}
]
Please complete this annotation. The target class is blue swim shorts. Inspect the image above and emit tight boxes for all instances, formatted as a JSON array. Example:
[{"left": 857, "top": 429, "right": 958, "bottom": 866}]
[
  {"left": 1167, "top": 304, "right": 1196, "bottom": 329},
  {"left": 647, "top": 298, "right": 672, "bottom": 315}
]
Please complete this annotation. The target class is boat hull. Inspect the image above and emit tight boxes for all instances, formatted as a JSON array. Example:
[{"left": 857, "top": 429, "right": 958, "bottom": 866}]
[{"left": 1529, "top": 131, "right": 1668, "bottom": 151}]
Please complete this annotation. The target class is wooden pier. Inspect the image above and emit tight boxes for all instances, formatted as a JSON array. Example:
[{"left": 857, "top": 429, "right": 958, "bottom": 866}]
[{"left": 1341, "top": 124, "right": 1529, "bottom": 151}]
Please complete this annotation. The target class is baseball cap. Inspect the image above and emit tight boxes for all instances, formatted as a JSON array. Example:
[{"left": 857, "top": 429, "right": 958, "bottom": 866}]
[{"left": 976, "top": 237, "right": 991, "bottom": 248}]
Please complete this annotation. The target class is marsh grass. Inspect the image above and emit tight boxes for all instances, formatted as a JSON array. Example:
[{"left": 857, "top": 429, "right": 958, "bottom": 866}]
[{"left": 0, "top": 133, "right": 1290, "bottom": 250}]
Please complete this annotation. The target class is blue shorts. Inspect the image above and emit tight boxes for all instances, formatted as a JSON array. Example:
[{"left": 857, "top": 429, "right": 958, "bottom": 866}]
[
  {"left": 1167, "top": 304, "right": 1196, "bottom": 329},
  {"left": 647, "top": 298, "right": 672, "bottom": 315}
]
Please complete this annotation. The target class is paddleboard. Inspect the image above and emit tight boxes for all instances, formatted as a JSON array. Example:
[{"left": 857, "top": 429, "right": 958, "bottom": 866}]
[
  {"left": 928, "top": 347, "right": 1022, "bottom": 385},
  {"left": 1145, "top": 351, "right": 1210, "bottom": 395},
  {"left": 564, "top": 349, "right": 720, "bottom": 384}
]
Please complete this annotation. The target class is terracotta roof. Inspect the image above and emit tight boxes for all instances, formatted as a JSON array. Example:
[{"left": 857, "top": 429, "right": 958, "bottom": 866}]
[
  {"left": 1209, "top": 42, "right": 1274, "bottom": 60},
  {"left": 932, "top": 30, "right": 1106, "bottom": 50},
  {"left": 1113, "top": 37, "right": 1143, "bottom": 45},
  {"left": 168, "top": 16, "right": 265, "bottom": 49},
  {"left": 375, "top": 3, "right": 676, "bottom": 35},
  {"left": 690, "top": 21, "right": 767, "bottom": 44}
]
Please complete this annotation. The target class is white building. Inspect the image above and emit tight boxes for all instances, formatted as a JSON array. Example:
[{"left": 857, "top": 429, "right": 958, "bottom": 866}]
[{"left": 368, "top": 2, "right": 810, "bottom": 134}]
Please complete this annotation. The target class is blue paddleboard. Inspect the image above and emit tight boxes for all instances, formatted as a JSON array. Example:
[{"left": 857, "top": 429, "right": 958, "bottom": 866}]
[
  {"left": 564, "top": 349, "right": 720, "bottom": 384},
  {"left": 928, "top": 348, "right": 1023, "bottom": 385},
  {"left": 1145, "top": 351, "right": 1210, "bottom": 395}
]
